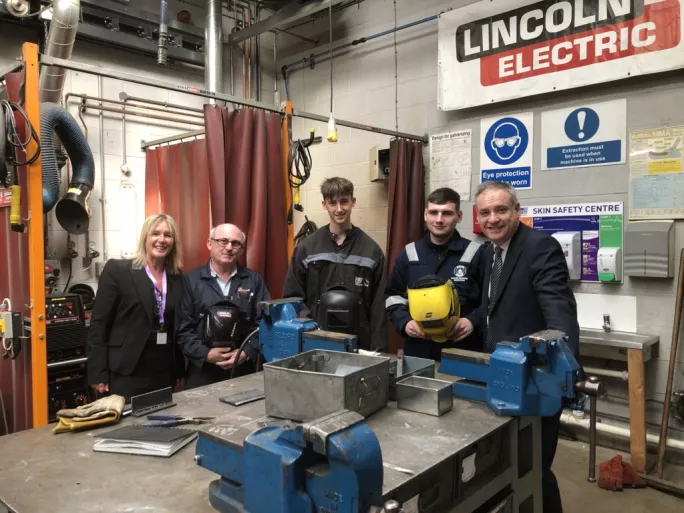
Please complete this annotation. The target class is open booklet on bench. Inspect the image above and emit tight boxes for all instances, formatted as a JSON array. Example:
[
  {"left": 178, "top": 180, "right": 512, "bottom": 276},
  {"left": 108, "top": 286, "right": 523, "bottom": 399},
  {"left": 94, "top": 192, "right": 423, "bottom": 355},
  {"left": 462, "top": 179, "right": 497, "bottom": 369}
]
[{"left": 93, "top": 425, "right": 198, "bottom": 458}]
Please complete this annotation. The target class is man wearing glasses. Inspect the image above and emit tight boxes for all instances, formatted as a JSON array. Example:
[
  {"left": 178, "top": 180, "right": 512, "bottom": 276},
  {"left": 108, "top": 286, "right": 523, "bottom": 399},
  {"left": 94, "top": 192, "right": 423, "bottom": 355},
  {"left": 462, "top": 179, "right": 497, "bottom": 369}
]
[{"left": 177, "top": 223, "right": 270, "bottom": 389}]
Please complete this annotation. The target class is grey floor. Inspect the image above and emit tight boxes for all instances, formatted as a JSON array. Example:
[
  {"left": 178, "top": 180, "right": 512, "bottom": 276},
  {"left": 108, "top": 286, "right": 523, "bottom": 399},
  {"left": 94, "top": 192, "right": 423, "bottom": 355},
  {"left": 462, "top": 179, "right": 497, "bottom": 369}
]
[{"left": 556, "top": 439, "right": 684, "bottom": 512}]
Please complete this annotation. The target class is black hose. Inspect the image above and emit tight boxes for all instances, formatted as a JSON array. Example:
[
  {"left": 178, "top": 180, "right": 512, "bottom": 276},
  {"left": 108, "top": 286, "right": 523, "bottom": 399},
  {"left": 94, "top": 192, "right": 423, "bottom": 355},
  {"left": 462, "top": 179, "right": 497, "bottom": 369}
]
[
  {"left": 230, "top": 328, "right": 260, "bottom": 380},
  {"left": 40, "top": 102, "right": 95, "bottom": 234}
]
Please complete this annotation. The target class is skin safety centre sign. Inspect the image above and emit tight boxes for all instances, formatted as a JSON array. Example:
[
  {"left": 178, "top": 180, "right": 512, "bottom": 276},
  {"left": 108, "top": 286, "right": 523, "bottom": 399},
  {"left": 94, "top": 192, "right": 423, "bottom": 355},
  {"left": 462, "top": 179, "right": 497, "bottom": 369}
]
[{"left": 438, "top": 0, "right": 684, "bottom": 110}]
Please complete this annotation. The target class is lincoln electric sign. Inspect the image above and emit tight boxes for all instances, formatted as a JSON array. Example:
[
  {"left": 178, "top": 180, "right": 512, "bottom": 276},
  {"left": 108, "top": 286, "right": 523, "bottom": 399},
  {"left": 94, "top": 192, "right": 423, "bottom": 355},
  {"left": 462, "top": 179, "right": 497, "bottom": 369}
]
[{"left": 438, "top": 0, "right": 684, "bottom": 110}]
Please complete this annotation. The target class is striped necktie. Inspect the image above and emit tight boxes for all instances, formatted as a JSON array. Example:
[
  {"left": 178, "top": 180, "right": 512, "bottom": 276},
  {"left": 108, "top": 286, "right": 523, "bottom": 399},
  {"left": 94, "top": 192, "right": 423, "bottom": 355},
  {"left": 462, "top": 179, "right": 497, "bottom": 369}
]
[{"left": 485, "top": 245, "right": 503, "bottom": 353}]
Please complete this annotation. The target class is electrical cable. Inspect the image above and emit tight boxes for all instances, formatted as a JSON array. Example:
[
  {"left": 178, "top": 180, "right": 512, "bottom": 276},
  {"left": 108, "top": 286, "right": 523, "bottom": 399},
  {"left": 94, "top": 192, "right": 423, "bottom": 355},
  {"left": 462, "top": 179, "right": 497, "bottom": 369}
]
[
  {"left": 63, "top": 258, "right": 73, "bottom": 293},
  {"left": 287, "top": 136, "right": 313, "bottom": 190},
  {"left": 294, "top": 216, "right": 317, "bottom": 247},
  {"left": 230, "top": 327, "right": 260, "bottom": 380},
  {"left": 329, "top": 1, "right": 333, "bottom": 115},
  {"left": 1, "top": 100, "right": 41, "bottom": 171}
]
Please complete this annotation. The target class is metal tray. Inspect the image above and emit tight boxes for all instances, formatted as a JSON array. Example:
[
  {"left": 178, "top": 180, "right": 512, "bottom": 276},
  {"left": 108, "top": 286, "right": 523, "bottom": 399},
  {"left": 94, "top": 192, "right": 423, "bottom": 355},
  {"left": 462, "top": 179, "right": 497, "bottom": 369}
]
[
  {"left": 263, "top": 350, "right": 390, "bottom": 421},
  {"left": 396, "top": 376, "right": 453, "bottom": 417},
  {"left": 388, "top": 355, "right": 435, "bottom": 401}
]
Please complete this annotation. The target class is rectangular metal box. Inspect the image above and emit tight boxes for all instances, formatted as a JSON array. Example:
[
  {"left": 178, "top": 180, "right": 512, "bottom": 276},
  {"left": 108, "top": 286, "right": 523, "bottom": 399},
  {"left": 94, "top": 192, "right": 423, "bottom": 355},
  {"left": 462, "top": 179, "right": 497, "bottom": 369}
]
[
  {"left": 388, "top": 355, "right": 435, "bottom": 401},
  {"left": 396, "top": 376, "right": 453, "bottom": 417},
  {"left": 624, "top": 220, "right": 675, "bottom": 278},
  {"left": 263, "top": 350, "right": 390, "bottom": 422}
]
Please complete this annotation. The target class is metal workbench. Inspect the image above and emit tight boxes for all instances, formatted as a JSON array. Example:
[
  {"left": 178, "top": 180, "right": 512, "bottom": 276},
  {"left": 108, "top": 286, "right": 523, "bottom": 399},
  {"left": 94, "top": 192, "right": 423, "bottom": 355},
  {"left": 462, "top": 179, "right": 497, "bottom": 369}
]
[{"left": 0, "top": 372, "right": 542, "bottom": 513}]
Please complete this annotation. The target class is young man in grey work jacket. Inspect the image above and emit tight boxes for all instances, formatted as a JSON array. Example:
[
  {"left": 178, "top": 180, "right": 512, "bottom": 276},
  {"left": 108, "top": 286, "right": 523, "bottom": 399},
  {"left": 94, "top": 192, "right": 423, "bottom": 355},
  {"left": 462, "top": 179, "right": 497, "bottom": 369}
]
[{"left": 385, "top": 187, "right": 486, "bottom": 361}]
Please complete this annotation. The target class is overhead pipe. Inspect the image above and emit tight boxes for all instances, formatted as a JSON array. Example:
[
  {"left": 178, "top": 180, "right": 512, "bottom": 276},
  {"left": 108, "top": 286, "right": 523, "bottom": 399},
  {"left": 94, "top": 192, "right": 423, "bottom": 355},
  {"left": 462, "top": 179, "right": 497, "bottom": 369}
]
[
  {"left": 65, "top": 93, "right": 204, "bottom": 119},
  {"left": 118, "top": 92, "right": 204, "bottom": 113},
  {"left": 205, "top": 0, "right": 224, "bottom": 104},
  {"left": 158, "top": 0, "right": 170, "bottom": 65},
  {"left": 39, "top": 0, "right": 80, "bottom": 103},
  {"left": 281, "top": 13, "right": 439, "bottom": 99},
  {"left": 78, "top": 103, "right": 205, "bottom": 126}
]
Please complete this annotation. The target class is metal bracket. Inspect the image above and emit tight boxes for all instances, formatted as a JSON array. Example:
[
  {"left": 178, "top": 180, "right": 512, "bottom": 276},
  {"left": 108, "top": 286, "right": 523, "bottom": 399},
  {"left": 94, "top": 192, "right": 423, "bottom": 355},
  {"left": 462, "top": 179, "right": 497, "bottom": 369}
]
[{"left": 309, "top": 53, "right": 315, "bottom": 69}]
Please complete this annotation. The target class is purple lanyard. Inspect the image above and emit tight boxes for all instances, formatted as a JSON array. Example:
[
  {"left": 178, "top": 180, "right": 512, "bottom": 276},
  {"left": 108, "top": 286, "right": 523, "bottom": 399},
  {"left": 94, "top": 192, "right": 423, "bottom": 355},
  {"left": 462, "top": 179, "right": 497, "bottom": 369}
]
[{"left": 145, "top": 266, "right": 167, "bottom": 325}]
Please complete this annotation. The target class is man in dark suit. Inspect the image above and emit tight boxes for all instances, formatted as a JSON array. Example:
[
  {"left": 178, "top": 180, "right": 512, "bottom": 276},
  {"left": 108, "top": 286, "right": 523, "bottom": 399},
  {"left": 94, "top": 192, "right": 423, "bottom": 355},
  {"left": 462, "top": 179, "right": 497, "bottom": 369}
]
[{"left": 454, "top": 181, "right": 579, "bottom": 513}]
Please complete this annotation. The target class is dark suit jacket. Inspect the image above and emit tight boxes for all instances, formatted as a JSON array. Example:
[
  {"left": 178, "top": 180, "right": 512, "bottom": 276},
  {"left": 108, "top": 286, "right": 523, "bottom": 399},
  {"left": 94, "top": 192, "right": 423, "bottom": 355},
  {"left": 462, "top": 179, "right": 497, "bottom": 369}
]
[
  {"left": 87, "top": 258, "right": 184, "bottom": 385},
  {"left": 468, "top": 223, "right": 580, "bottom": 356}
]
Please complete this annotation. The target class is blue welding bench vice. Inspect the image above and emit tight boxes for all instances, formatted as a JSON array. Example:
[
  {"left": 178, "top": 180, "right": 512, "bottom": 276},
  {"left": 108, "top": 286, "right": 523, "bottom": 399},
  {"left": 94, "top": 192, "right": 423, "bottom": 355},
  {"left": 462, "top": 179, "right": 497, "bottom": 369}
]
[
  {"left": 438, "top": 329, "right": 583, "bottom": 417},
  {"left": 257, "top": 298, "right": 358, "bottom": 362},
  {"left": 194, "top": 410, "right": 386, "bottom": 513}
]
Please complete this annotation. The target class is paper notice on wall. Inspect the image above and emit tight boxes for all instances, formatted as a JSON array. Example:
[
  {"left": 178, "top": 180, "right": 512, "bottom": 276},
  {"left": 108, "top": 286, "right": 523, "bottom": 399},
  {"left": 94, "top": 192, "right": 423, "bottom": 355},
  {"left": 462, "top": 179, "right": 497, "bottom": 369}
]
[
  {"left": 429, "top": 130, "right": 472, "bottom": 200},
  {"left": 629, "top": 126, "right": 684, "bottom": 220}
]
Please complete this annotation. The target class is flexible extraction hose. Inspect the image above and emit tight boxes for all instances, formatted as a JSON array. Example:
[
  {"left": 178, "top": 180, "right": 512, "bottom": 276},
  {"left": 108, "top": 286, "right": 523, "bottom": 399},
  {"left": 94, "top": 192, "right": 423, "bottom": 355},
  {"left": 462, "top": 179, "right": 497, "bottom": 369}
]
[{"left": 40, "top": 102, "right": 95, "bottom": 234}]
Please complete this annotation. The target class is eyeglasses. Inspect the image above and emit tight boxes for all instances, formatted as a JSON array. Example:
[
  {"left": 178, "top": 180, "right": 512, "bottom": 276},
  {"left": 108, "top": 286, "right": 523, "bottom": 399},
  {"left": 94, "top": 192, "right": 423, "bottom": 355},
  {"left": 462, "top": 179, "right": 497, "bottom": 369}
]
[{"left": 211, "top": 238, "right": 244, "bottom": 249}]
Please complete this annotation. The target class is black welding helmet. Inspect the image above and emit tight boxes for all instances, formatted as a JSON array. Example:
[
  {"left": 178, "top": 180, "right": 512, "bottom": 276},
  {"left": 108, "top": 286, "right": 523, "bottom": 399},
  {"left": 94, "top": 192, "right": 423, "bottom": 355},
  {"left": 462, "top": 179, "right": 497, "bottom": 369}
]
[
  {"left": 203, "top": 300, "right": 248, "bottom": 349},
  {"left": 317, "top": 286, "right": 361, "bottom": 335}
]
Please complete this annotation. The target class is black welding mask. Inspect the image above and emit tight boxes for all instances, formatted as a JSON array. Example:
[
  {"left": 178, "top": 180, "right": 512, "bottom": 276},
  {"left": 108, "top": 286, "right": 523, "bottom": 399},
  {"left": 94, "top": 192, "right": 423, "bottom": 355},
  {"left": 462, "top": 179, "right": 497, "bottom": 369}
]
[
  {"left": 317, "top": 286, "right": 361, "bottom": 335},
  {"left": 203, "top": 300, "right": 249, "bottom": 349}
]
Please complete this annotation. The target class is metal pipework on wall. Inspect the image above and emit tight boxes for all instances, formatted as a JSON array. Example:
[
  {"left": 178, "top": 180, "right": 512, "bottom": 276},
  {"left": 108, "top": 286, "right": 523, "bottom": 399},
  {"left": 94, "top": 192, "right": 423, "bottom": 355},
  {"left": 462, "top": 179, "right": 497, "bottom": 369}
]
[
  {"left": 65, "top": 93, "right": 205, "bottom": 120},
  {"left": 40, "top": 54, "right": 428, "bottom": 143},
  {"left": 118, "top": 92, "right": 204, "bottom": 114},
  {"left": 78, "top": 103, "right": 205, "bottom": 127},
  {"left": 158, "top": 0, "right": 170, "bottom": 65},
  {"left": 205, "top": 0, "right": 224, "bottom": 104},
  {"left": 281, "top": 13, "right": 439, "bottom": 100},
  {"left": 39, "top": 0, "right": 80, "bottom": 103}
]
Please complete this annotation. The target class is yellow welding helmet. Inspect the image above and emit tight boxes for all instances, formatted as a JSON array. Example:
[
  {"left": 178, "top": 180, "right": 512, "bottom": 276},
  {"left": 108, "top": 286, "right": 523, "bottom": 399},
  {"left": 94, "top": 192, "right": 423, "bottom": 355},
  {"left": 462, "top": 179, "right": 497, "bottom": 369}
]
[{"left": 407, "top": 275, "right": 460, "bottom": 343}]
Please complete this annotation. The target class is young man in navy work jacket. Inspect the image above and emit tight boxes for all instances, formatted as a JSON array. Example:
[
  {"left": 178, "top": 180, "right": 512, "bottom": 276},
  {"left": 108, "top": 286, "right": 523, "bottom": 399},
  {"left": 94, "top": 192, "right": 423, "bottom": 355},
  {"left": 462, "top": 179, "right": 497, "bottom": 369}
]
[{"left": 385, "top": 187, "right": 486, "bottom": 360}]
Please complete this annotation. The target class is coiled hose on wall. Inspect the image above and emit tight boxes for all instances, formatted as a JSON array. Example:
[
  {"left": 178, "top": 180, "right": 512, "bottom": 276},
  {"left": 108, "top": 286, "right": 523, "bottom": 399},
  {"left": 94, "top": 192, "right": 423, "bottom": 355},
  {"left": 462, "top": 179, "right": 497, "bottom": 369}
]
[{"left": 40, "top": 102, "right": 95, "bottom": 234}]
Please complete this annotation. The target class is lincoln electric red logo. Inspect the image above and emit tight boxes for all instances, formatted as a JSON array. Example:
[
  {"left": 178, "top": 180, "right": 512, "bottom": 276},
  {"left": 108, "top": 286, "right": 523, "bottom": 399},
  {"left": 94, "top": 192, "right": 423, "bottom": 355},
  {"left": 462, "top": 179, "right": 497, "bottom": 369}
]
[{"left": 454, "top": 0, "right": 681, "bottom": 86}]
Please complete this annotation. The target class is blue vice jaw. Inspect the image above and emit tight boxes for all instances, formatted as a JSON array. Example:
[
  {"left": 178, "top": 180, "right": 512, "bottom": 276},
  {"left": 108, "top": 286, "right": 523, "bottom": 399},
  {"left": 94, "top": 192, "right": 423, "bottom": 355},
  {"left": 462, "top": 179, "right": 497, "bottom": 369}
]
[
  {"left": 438, "top": 329, "right": 582, "bottom": 417},
  {"left": 257, "top": 299, "right": 357, "bottom": 362}
]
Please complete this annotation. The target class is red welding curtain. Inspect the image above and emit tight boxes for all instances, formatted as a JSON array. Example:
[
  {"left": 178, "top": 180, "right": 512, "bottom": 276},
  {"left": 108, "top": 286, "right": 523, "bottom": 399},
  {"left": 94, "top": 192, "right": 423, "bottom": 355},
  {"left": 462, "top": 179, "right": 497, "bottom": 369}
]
[
  {"left": 144, "top": 139, "right": 211, "bottom": 272},
  {"left": 385, "top": 138, "right": 425, "bottom": 353},
  {"left": 203, "top": 105, "right": 287, "bottom": 299}
]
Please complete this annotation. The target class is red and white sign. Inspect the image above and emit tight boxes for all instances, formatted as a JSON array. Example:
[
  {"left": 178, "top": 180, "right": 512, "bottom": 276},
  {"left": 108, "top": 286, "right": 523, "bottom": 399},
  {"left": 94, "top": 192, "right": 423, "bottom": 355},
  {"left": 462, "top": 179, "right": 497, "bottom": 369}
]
[{"left": 438, "top": 0, "right": 684, "bottom": 110}]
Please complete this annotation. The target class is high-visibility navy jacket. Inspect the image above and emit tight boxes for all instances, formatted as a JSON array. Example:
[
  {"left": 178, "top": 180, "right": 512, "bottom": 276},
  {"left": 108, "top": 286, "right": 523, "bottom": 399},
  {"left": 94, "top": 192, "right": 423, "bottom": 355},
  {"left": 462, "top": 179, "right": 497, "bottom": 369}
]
[{"left": 385, "top": 230, "right": 486, "bottom": 359}]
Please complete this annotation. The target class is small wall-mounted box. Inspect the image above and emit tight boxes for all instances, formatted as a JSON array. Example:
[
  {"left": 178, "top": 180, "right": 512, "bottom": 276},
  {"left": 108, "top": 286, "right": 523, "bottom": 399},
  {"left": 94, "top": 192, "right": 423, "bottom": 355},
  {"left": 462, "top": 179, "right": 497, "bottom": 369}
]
[
  {"left": 369, "top": 146, "right": 390, "bottom": 182},
  {"left": 552, "top": 231, "right": 581, "bottom": 281},
  {"left": 624, "top": 220, "right": 675, "bottom": 278}
]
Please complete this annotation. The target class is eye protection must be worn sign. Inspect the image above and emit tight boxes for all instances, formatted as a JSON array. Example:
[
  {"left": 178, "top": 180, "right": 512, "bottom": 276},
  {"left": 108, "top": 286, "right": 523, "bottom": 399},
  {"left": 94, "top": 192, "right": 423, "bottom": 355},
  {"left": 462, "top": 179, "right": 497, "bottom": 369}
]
[
  {"left": 437, "top": 0, "right": 684, "bottom": 110},
  {"left": 480, "top": 112, "right": 534, "bottom": 190},
  {"left": 541, "top": 98, "right": 627, "bottom": 170}
]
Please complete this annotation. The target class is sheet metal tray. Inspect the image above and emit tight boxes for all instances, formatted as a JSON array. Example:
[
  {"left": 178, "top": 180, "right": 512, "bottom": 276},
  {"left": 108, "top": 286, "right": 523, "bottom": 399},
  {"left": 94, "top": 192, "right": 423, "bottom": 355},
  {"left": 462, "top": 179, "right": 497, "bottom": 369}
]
[
  {"left": 396, "top": 376, "right": 453, "bottom": 417},
  {"left": 263, "top": 350, "right": 390, "bottom": 421},
  {"left": 388, "top": 355, "right": 435, "bottom": 401}
]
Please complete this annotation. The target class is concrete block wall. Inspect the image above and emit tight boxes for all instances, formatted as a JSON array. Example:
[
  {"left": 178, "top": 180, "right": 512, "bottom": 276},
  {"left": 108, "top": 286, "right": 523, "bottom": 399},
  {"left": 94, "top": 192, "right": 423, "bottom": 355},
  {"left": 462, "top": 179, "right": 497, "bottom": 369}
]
[{"left": 279, "top": 0, "right": 684, "bottom": 437}]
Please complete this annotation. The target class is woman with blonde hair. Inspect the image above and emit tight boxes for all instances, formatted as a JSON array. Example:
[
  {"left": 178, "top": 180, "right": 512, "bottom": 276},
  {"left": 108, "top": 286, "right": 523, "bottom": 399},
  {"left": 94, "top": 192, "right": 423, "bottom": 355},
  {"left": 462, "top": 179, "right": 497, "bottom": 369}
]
[{"left": 87, "top": 213, "right": 186, "bottom": 401}]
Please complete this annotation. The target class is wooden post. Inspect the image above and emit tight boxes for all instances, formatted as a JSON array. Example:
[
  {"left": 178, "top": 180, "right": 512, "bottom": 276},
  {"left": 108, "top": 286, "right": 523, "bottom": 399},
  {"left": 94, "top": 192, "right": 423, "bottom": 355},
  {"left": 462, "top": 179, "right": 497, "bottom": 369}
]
[
  {"left": 22, "top": 42, "right": 48, "bottom": 427},
  {"left": 281, "top": 100, "right": 294, "bottom": 262},
  {"left": 627, "top": 348, "right": 646, "bottom": 472}
]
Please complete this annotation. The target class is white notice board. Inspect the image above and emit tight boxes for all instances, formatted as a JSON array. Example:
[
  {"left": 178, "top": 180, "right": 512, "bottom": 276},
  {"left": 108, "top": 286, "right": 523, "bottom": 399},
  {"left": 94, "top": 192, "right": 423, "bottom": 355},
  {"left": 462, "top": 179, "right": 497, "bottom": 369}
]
[{"left": 429, "top": 130, "right": 472, "bottom": 201}]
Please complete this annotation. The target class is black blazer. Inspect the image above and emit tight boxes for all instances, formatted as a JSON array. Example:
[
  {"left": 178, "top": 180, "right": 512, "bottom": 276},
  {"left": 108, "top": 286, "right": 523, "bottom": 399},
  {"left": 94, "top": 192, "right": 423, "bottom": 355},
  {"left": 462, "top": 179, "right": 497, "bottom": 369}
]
[
  {"left": 468, "top": 223, "right": 580, "bottom": 356},
  {"left": 87, "top": 258, "right": 184, "bottom": 385}
]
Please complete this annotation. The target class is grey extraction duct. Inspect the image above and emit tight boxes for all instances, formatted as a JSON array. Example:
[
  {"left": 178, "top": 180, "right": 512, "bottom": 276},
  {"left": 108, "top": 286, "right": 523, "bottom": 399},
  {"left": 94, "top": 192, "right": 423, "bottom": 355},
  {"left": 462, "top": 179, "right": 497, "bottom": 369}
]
[
  {"left": 205, "top": 0, "right": 223, "bottom": 104},
  {"left": 39, "top": 0, "right": 81, "bottom": 103}
]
